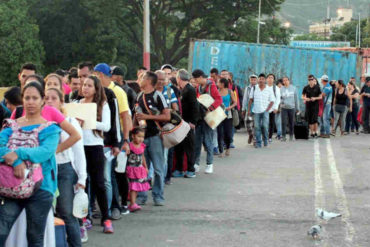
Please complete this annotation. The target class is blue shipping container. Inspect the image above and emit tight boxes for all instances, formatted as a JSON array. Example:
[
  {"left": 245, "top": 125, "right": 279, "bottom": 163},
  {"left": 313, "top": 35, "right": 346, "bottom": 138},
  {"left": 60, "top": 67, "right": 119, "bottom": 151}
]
[{"left": 189, "top": 39, "right": 362, "bottom": 109}]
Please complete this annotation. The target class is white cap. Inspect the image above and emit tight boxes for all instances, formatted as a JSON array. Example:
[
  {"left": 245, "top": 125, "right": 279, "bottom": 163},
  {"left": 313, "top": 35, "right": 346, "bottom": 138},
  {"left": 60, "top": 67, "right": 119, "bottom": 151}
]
[
  {"left": 321, "top": 75, "right": 329, "bottom": 81},
  {"left": 250, "top": 74, "right": 257, "bottom": 78}
]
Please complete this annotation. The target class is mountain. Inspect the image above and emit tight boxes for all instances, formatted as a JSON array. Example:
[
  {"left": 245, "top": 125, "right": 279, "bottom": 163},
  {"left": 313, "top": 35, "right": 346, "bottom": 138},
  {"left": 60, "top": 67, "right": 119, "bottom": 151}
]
[{"left": 278, "top": 0, "right": 370, "bottom": 33}]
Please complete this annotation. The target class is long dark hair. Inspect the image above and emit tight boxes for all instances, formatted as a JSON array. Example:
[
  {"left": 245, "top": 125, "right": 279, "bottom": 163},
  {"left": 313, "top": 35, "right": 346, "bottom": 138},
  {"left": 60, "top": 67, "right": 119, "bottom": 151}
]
[{"left": 87, "top": 75, "right": 107, "bottom": 137}]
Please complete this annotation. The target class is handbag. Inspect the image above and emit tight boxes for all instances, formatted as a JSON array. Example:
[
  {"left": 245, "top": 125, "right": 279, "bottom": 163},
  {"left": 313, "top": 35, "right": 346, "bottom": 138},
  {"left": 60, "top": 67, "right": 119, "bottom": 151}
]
[
  {"left": 228, "top": 89, "right": 239, "bottom": 127},
  {"left": 143, "top": 94, "right": 190, "bottom": 148},
  {"left": 0, "top": 120, "right": 52, "bottom": 199}
]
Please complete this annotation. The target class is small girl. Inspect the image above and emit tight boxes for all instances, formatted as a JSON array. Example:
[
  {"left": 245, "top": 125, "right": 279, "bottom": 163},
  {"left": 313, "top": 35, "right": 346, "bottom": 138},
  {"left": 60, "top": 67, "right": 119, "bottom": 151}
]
[{"left": 126, "top": 127, "right": 150, "bottom": 212}]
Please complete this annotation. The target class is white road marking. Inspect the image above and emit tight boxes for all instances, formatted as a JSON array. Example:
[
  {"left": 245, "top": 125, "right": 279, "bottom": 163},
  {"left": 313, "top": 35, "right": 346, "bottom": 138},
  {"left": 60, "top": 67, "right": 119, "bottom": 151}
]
[
  {"left": 314, "top": 140, "right": 329, "bottom": 246},
  {"left": 326, "top": 139, "right": 356, "bottom": 245}
]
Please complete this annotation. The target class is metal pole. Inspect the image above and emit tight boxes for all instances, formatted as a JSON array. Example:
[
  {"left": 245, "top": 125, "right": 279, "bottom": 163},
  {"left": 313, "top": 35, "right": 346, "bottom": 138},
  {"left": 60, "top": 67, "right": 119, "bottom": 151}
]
[
  {"left": 358, "top": 13, "right": 361, "bottom": 47},
  {"left": 143, "top": 0, "right": 150, "bottom": 70},
  {"left": 257, "top": 0, "right": 261, "bottom": 44},
  {"left": 355, "top": 23, "right": 358, "bottom": 47}
]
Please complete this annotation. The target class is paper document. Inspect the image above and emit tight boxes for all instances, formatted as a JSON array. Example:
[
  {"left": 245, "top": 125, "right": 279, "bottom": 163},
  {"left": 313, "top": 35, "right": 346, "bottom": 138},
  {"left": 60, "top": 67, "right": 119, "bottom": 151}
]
[{"left": 64, "top": 103, "right": 97, "bottom": 129}]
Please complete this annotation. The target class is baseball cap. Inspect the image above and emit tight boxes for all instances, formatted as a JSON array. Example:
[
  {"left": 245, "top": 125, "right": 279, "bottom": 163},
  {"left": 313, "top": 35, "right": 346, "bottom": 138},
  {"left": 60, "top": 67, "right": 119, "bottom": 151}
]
[
  {"left": 111, "top": 66, "right": 125, "bottom": 76},
  {"left": 320, "top": 75, "right": 329, "bottom": 81},
  {"left": 94, "top": 63, "right": 111, "bottom": 77},
  {"left": 161, "top": 64, "right": 173, "bottom": 71},
  {"left": 250, "top": 74, "right": 257, "bottom": 78}
]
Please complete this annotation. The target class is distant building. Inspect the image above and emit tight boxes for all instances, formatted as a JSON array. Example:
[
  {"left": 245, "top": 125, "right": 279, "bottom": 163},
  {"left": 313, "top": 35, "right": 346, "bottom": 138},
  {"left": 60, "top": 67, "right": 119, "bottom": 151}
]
[{"left": 309, "top": 8, "right": 353, "bottom": 39}]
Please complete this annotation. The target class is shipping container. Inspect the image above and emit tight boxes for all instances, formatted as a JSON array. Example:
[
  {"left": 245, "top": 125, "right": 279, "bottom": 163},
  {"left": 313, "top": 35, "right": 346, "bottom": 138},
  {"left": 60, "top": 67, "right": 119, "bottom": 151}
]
[
  {"left": 325, "top": 47, "right": 370, "bottom": 79},
  {"left": 289, "top": 41, "right": 351, "bottom": 48},
  {"left": 188, "top": 39, "right": 363, "bottom": 109}
]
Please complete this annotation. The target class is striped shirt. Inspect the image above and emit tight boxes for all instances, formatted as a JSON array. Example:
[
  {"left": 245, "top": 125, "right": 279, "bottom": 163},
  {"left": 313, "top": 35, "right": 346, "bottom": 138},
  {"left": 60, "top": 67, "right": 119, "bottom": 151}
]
[
  {"left": 162, "top": 85, "right": 178, "bottom": 105},
  {"left": 249, "top": 85, "right": 275, "bottom": 114}
]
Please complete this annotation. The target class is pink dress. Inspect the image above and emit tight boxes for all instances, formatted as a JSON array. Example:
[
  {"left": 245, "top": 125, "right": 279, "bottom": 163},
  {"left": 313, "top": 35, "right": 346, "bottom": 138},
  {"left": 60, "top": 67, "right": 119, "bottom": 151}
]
[{"left": 126, "top": 143, "right": 150, "bottom": 192}]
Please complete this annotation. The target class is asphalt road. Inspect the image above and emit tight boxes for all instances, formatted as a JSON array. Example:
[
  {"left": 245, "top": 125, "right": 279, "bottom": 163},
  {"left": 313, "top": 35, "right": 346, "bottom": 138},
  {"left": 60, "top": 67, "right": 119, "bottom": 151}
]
[{"left": 87, "top": 130, "right": 370, "bottom": 247}]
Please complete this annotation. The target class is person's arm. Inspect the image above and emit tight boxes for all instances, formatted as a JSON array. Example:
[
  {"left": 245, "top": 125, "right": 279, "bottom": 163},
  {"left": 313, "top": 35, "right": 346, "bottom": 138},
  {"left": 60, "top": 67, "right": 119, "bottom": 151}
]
[
  {"left": 242, "top": 87, "right": 249, "bottom": 112},
  {"left": 226, "top": 90, "right": 237, "bottom": 110},
  {"left": 294, "top": 88, "right": 300, "bottom": 111},
  {"left": 170, "top": 89, "right": 179, "bottom": 112},
  {"left": 142, "top": 153, "right": 148, "bottom": 173},
  {"left": 120, "top": 110, "right": 132, "bottom": 153},
  {"left": 57, "top": 119, "right": 81, "bottom": 154},
  {"left": 96, "top": 102, "right": 111, "bottom": 132},
  {"left": 70, "top": 118, "right": 87, "bottom": 188},
  {"left": 136, "top": 94, "right": 171, "bottom": 122},
  {"left": 13, "top": 125, "right": 60, "bottom": 166},
  {"left": 266, "top": 102, "right": 274, "bottom": 112},
  {"left": 188, "top": 88, "right": 200, "bottom": 127},
  {"left": 266, "top": 90, "right": 275, "bottom": 112},
  {"left": 209, "top": 83, "right": 222, "bottom": 111},
  {"left": 0, "top": 127, "right": 13, "bottom": 162}
]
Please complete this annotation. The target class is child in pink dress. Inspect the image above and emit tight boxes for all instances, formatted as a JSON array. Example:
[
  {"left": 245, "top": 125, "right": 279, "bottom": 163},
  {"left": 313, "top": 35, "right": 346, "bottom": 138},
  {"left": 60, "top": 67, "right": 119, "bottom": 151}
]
[{"left": 126, "top": 127, "right": 150, "bottom": 212}]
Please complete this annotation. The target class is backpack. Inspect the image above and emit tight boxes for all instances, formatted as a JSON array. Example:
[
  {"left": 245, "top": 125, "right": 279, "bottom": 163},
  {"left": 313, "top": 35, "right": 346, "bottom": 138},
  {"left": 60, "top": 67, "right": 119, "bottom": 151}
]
[{"left": 0, "top": 120, "right": 53, "bottom": 199}]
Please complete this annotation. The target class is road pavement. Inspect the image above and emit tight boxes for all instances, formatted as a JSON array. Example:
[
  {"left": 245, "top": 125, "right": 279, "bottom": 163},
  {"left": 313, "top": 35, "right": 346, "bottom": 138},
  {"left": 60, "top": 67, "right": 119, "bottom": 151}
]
[{"left": 87, "top": 130, "right": 370, "bottom": 247}]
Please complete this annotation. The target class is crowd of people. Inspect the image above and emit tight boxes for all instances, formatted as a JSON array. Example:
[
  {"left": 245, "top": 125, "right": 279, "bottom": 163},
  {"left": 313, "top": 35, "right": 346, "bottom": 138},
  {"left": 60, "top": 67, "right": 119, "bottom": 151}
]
[{"left": 0, "top": 61, "right": 369, "bottom": 247}]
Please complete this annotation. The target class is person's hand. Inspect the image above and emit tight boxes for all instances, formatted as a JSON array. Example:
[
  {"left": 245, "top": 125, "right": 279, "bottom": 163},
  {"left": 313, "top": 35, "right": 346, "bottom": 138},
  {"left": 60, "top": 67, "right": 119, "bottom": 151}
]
[
  {"left": 2, "top": 152, "right": 18, "bottom": 166},
  {"left": 311, "top": 98, "right": 316, "bottom": 102},
  {"left": 121, "top": 142, "right": 130, "bottom": 155},
  {"left": 76, "top": 118, "right": 85, "bottom": 128},
  {"left": 13, "top": 162, "right": 26, "bottom": 179},
  {"left": 189, "top": 123, "right": 196, "bottom": 129},
  {"left": 273, "top": 109, "right": 278, "bottom": 114},
  {"left": 112, "top": 147, "right": 120, "bottom": 157},
  {"left": 76, "top": 183, "right": 85, "bottom": 190},
  {"left": 296, "top": 111, "right": 301, "bottom": 116},
  {"left": 349, "top": 107, "right": 352, "bottom": 113},
  {"left": 136, "top": 113, "right": 150, "bottom": 121}
]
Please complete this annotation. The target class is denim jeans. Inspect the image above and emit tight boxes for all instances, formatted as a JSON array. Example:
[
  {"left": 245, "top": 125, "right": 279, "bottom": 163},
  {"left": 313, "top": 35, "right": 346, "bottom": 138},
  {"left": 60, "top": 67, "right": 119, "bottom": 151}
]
[
  {"left": 137, "top": 135, "right": 165, "bottom": 204},
  {"left": 363, "top": 105, "right": 370, "bottom": 131},
  {"left": 254, "top": 112, "right": 269, "bottom": 147},
  {"left": 321, "top": 104, "right": 331, "bottom": 135},
  {"left": 275, "top": 112, "right": 282, "bottom": 137},
  {"left": 217, "top": 118, "right": 233, "bottom": 153},
  {"left": 212, "top": 129, "right": 218, "bottom": 149},
  {"left": 165, "top": 147, "right": 174, "bottom": 182},
  {"left": 334, "top": 105, "right": 348, "bottom": 133},
  {"left": 345, "top": 104, "right": 359, "bottom": 132},
  {"left": 103, "top": 147, "right": 114, "bottom": 216},
  {"left": 281, "top": 108, "right": 295, "bottom": 138},
  {"left": 0, "top": 189, "right": 53, "bottom": 247},
  {"left": 56, "top": 162, "right": 81, "bottom": 247},
  {"left": 195, "top": 120, "right": 214, "bottom": 165}
]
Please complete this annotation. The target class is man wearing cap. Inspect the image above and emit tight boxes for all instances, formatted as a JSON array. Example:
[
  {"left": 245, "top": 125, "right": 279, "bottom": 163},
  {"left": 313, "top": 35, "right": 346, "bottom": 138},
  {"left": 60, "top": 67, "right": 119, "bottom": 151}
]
[
  {"left": 242, "top": 74, "right": 258, "bottom": 144},
  {"left": 192, "top": 69, "right": 222, "bottom": 174},
  {"left": 319, "top": 75, "right": 332, "bottom": 138},
  {"left": 111, "top": 66, "right": 137, "bottom": 112},
  {"left": 360, "top": 76, "right": 370, "bottom": 133}
]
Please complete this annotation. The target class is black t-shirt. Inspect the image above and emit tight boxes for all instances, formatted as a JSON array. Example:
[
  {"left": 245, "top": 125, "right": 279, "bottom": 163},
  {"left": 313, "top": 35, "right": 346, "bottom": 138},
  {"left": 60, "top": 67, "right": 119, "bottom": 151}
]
[
  {"left": 361, "top": 85, "right": 370, "bottom": 106},
  {"left": 302, "top": 84, "right": 321, "bottom": 106},
  {"left": 335, "top": 89, "right": 348, "bottom": 106},
  {"left": 137, "top": 90, "right": 168, "bottom": 138},
  {"left": 181, "top": 83, "right": 200, "bottom": 125}
]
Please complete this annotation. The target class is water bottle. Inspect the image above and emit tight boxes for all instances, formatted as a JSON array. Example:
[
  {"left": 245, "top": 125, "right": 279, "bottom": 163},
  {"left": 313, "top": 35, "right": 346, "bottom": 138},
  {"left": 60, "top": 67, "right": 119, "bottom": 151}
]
[
  {"left": 73, "top": 188, "right": 89, "bottom": 218},
  {"left": 115, "top": 151, "right": 127, "bottom": 173}
]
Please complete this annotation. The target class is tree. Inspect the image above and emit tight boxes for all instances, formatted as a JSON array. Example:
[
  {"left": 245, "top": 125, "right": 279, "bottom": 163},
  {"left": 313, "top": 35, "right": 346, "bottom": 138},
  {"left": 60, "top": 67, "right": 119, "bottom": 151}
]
[
  {"left": 293, "top": 33, "right": 327, "bottom": 41},
  {"left": 0, "top": 0, "right": 44, "bottom": 86},
  {"left": 331, "top": 19, "right": 368, "bottom": 47}
]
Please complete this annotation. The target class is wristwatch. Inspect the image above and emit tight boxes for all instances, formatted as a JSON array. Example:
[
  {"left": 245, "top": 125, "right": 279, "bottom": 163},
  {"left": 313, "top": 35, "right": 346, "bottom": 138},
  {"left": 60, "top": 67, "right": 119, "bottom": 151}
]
[{"left": 123, "top": 139, "right": 130, "bottom": 144}]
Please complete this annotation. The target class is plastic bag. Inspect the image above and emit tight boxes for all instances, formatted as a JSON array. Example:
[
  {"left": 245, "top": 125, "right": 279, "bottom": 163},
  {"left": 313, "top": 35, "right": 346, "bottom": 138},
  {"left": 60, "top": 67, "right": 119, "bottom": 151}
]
[{"left": 73, "top": 188, "right": 88, "bottom": 218}]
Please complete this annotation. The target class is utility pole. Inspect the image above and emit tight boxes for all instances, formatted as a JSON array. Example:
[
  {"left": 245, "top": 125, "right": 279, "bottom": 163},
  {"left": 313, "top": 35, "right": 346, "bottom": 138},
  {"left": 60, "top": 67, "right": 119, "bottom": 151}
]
[
  {"left": 257, "top": 0, "right": 261, "bottom": 44},
  {"left": 358, "top": 13, "right": 361, "bottom": 47},
  {"left": 143, "top": 0, "right": 150, "bottom": 70}
]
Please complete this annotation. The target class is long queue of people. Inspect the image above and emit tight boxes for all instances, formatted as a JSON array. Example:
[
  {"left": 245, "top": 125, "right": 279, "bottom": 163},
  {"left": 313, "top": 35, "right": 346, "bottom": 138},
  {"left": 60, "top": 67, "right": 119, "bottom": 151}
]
[
  {"left": 0, "top": 61, "right": 370, "bottom": 247},
  {"left": 0, "top": 62, "right": 243, "bottom": 247}
]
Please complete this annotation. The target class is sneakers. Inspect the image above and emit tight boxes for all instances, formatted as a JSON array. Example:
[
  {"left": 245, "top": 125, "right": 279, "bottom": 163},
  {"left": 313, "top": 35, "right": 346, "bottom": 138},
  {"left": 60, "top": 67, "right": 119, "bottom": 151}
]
[
  {"left": 230, "top": 144, "right": 235, "bottom": 149},
  {"left": 111, "top": 208, "right": 121, "bottom": 220},
  {"left": 80, "top": 226, "right": 88, "bottom": 243},
  {"left": 184, "top": 171, "right": 196, "bottom": 178},
  {"left": 103, "top": 220, "right": 114, "bottom": 234},
  {"left": 194, "top": 164, "right": 200, "bottom": 173},
  {"left": 204, "top": 164, "right": 213, "bottom": 174},
  {"left": 289, "top": 135, "right": 294, "bottom": 141},
  {"left": 83, "top": 218, "right": 92, "bottom": 230},
  {"left": 128, "top": 203, "right": 142, "bottom": 212},
  {"left": 121, "top": 206, "right": 130, "bottom": 215},
  {"left": 154, "top": 200, "right": 165, "bottom": 206},
  {"left": 172, "top": 170, "right": 184, "bottom": 178},
  {"left": 225, "top": 149, "right": 230, "bottom": 156}
]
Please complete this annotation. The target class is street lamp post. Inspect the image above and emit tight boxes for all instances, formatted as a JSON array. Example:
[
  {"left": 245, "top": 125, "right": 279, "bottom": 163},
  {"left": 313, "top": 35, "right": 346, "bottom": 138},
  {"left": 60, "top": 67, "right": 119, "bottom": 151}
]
[
  {"left": 257, "top": 0, "right": 261, "bottom": 44},
  {"left": 143, "top": 0, "right": 150, "bottom": 70}
]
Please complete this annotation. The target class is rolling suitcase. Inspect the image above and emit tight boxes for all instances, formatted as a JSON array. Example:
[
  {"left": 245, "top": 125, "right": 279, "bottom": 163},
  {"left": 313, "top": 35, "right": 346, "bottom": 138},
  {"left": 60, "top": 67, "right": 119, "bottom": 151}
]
[{"left": 294, "top": 114, "right": 309, "bottom": 140}]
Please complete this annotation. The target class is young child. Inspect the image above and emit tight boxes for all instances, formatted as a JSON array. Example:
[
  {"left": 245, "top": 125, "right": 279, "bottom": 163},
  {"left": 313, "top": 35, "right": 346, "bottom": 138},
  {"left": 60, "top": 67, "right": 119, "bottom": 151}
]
[{"left": 126, "top": 127, "right": 150, "bottom": 212}]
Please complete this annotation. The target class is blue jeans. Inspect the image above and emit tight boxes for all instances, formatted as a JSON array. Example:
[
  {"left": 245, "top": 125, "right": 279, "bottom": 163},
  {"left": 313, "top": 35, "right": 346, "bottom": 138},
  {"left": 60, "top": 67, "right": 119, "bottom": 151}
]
[
  {"left": 165, "top": 147, "right": 174, "bottom": 182},
  {"left": 275, "top": 112, "right": 282, "bottom": 137},
  {"left": 0, "top": 189, "right": 53, "bottom": 247},
  {"left": 345, "top": 104, "right": 359, "bottom": 132},
  {"left": 56, "top": 163, "right": 81, "bottom": 247},
  {"left": 137, "top": 135, "right": 165, "bottom": 203},
  {"left": 322, "top": 104, "right": 331, "bottom": 135},
  {"left": 103, "top": 147, "right": 114, "bottom": 216},
  {"left": 254, "top": 112, "right": 269, "bottom": 147},
  {"left": 195, "top": 120, "right": 214, "bottom": 165}
]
